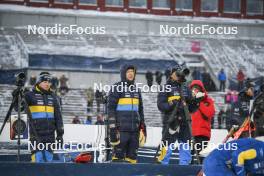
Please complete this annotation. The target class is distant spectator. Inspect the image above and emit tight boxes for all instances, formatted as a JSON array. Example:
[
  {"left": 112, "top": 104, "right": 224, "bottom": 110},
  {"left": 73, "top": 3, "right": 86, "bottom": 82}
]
[
  {"left": 164, "top": 68, "right": 170, "bottom": 80},
  {"left": 217, "top": 109, "right": 225, "bottom": 129},
  {"left": 225, "top": 105, "right": 232, "bottom": 131},
  {"left": 59, "top": 74, "right": 69, "bottom": 95},
  {"left": 51, "top": 76, "right": 59, "bottom": 92},
  {"left": 202, "top": 70, "right": 210, "bottom": 90},
  {"left": 85, "top": 115, "right": 92, "bottom": 125},
  {"left": 72, "top": 116, "right": 81, "bottom": 124},
  {"left": 191, "top": 68, "right": 202, "bottom": 80},
  {"left": 86, "top": 87, "right": 94, "bottom": 112},
  {"left": 95, "top": 114, "right": 104, "bottom": 125},
  {"left": 237, "top": 69, "right": 245, "bottom": 91},
  {"left": 202, "top": 71, "right": 217, "bottom": 92},
  {"left": 145, "top": 71, "right": 153, "bottom": 88},
  {"left": 225, "top": 91, "right": 239, "bottom": 104},
  {"left": 218, "top": 69, "right": 227, "bottom": 92},
  {"left": 225, "top": 91, "right": 232, "bottom": 104},
  {"left": 155, "top": 71, "right": 163, "bottom": 85},
  {"left": 95, "top": 90, "right": 103, "bottom": 113},
  {"left": 29, "top": 75, "right": 36, "bottom": 86}
]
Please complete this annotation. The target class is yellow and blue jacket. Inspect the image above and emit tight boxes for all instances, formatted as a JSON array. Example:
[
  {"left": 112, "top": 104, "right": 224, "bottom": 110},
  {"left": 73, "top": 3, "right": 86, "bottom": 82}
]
[
  {"left": 25, "top": 85, "right": 64, "bottom": 141},
  {"left": 107, "top": 64, "right": 144, "bottom": 132}
]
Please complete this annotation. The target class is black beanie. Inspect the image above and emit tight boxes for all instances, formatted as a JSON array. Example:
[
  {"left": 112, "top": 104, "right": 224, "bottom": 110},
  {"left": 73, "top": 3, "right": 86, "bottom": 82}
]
[{"left": 37, "top": 72, "right": 51, "bottom": 84}]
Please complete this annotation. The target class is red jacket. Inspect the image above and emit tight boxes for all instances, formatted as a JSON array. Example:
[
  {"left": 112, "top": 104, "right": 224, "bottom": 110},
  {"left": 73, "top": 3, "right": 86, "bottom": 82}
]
[{"left": 190, "top": 80, "right": 215, "bottom": 139}]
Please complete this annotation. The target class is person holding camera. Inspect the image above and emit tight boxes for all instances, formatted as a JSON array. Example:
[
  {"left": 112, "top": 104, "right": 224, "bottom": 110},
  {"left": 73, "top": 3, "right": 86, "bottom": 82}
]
[
  {"left": 107, "top": 64, "right": 146, "bottom": 164},
  {"left": 229, "top": 79, "right": 255, "bottom": 137},
  {"left": 157, "top": 64, "right": 199, "bottom": 165},
  {"left": 189, "top": 80, "right": 215, "bottom": 162},
  {"left": 25, "top": 72, "right": 64, "bottom": 163}
]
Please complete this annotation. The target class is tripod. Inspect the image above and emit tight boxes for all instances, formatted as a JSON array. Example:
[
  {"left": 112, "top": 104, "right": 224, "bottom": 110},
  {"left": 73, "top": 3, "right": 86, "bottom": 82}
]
[
  {"left": 103, "top": 96, "right": 111, "bottom": 162},
  {"left": 0, "top": 86, "right": 25, "bottom": 162}
]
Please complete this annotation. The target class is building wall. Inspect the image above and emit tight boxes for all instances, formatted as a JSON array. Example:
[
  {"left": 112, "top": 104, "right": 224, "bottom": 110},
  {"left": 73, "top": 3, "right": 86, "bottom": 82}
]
[{"left": 0, "top": 5, "right": 264, "bottom": 39}]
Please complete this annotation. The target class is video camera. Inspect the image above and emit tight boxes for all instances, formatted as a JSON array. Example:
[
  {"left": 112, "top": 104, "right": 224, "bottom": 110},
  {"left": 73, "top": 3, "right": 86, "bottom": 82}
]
[
  {"left": 170, "top": 62, "right": 190, "bottom": 82},
  {"left": 15, "top": 72, "right": 26, "bottom": 87}
]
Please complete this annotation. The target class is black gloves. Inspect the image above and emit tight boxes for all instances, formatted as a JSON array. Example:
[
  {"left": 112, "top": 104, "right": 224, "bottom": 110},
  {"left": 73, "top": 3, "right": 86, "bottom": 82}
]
[{"left": 110, "top": 127, "right": 120, "bottom": 146}]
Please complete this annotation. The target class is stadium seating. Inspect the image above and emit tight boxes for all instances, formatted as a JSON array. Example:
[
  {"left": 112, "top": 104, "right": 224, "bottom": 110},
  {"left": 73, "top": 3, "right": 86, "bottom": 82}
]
[
  {"left": 1, "top": 27, "right": 263, "bottom": 80},
  {"left": 0, "top": 84, "right": 225, "bottom": 128}
]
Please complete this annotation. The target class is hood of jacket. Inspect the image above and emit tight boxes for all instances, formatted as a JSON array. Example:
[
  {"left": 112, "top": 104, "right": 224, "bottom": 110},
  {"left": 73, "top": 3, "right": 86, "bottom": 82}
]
[
  {"left": 190, "top": 80, "right": 208, "bottom": 97},
  {"left": 120, "top": 64, "right": 137, "bottom": 85}
]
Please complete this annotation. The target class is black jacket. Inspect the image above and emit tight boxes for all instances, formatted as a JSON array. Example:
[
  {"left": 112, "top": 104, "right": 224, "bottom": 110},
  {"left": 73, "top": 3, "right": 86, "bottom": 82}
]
[
  {"left": 107, "top": 64, "right": 144, "bottom": 132},
  {"left": 157, "top": 79, "right": 198, "bottom": 142},
  {"left": 229, "top": 92, "right": 252, "bottom": 128}
]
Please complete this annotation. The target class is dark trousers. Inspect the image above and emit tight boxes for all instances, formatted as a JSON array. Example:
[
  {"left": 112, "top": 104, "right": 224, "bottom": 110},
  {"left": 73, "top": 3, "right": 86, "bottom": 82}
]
[
  {"left": 219, "top": 81, "right": 226, "bottom": 92},
  {"left": 87, "top": 101, "right": 93, "bottom": 112},
  {"left": 96, "top": 100, "right": 100, "bottom": 113},
  {"left": 113, "top": 131, "right": 139, "bottom": 160},
  {"left": 194, "top": 136, "right": 209, "bottom": 163},
  {"left": 238, "top": 81, "right": 244, "bottom": 91}
]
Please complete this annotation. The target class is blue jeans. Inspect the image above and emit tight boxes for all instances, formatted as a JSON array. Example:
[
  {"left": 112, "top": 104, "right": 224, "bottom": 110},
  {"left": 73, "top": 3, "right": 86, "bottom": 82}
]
[
  {"left": 161, "top": 141, "right": 192, "bottom": 165},
  {"left": 31, "top": 151, "right": 53, "bottom": 163}
]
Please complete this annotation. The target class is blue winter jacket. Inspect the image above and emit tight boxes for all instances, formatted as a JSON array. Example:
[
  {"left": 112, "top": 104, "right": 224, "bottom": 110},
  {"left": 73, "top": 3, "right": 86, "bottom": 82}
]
[
  {"left": 107, "top": 64, "right": 144, "bottom": 132},
  {"left": 204, "top": 138, "right": 264, "bottom": 176},
  {"left": 218, "top": 71, "right": 227, "bottom": 81}
]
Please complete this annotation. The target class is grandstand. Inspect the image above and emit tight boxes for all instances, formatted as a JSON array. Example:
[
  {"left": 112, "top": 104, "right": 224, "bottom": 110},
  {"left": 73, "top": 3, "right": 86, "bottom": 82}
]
[{"left": 0, "top": 26, "right": 263, "bottom": 80}]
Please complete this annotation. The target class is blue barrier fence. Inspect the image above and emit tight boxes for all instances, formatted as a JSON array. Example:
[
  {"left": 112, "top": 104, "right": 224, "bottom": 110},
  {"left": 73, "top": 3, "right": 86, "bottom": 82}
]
[{"left": 28, "top": 54, "right": 177, "bottom": 72}]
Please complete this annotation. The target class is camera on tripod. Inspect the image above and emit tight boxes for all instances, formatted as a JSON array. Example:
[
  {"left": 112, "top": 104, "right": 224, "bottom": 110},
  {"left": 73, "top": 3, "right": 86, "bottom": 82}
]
[{"left": 15, "top": 72, "right": 26, "bottom": 87}]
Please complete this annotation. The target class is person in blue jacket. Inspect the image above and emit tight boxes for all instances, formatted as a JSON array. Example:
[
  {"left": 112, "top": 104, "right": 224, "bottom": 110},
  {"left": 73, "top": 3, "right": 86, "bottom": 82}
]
[
  {"left": 203, "top": 138, "right": 264, "bottom": 176},
  {"left": 157, "top": 64, "right": 199, "bottom": 165},
  {"left": 218, "top": 68, "right": 227, "bottom": 92},
  {"left": 25, "top": 72, "right": 64, "bottom": 163},
  {"left": 107, "top": 64, "right": 146, "bottom": 164}
]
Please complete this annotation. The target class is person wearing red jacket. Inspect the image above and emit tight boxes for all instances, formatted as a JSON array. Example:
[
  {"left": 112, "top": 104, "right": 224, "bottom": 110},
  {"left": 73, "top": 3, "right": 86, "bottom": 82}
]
[{"left": 190, "top": 80, "right": 215, "bottom": 161}]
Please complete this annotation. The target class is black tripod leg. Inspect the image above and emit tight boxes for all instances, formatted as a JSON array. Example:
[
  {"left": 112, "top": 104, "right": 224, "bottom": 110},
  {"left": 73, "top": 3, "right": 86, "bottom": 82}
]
[
  {"left": 17, "top": 91, "right": 22, "bottom": 162},
  {"left": 0, "top": 97, "right": 16, "bottom": 135}
]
